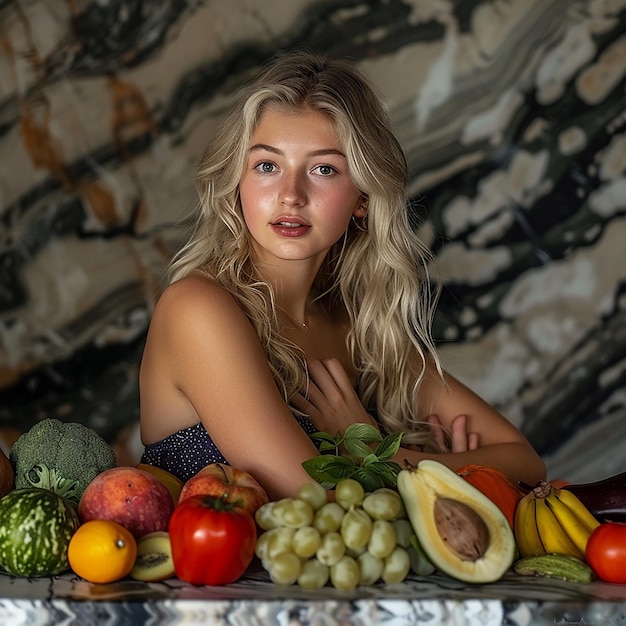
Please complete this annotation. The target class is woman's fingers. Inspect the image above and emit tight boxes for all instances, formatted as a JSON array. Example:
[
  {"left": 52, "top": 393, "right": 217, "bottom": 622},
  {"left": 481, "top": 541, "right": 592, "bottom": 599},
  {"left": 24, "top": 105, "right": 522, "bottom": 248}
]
[
  {"left": 291, "top": 392, "right": 311, "bottom": 413},
  {"left": 450, "top": 415, "right": 480, "bottom": 452},
  {"left": 450, "top": 414, "right": 469, "bottom": 452},
  {"left": 305, "top": 358, "right": 355, "bottom": 410},
  {"left": 302, "top": 358, "right": 374, "bottom": 433},
  {"left": 428, "top": 413, "right": 480, "bottom": 452},
  {"left": 307, "top": 358, "right": 353, "bottom": 399},
  {"left": 467, "top": 431, "right": 479, "bottom": 451}
]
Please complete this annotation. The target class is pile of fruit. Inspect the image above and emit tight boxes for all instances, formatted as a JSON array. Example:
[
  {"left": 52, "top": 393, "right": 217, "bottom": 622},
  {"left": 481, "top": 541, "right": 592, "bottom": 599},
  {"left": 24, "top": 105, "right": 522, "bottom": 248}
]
[
  {"left": 254, "top": 479, "right": 431, "bottom": 589},
  {"left": 512, "top": 475, "right": 626, "bottom": 584},
  {"left": 0, "top": 419, "right": 269, "bottom": 585},
  {"left": 0, "top": 418, "right": 625, "bottom": 588}
]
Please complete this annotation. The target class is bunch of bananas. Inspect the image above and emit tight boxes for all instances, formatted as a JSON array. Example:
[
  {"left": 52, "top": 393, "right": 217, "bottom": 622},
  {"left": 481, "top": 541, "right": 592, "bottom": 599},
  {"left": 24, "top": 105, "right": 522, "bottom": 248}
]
[{"left": 514, "top": 481, "right": 600, "bottom": 559}]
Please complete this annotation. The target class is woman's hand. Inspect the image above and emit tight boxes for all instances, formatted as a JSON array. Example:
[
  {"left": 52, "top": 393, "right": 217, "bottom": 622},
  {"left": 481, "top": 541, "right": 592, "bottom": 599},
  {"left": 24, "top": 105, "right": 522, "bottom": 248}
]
[
  {"left": 292, "top": 358, "right": 376, "bottom": 434},
  {"left": 427, "top": 414, "right": 479, "bottom": 453}
]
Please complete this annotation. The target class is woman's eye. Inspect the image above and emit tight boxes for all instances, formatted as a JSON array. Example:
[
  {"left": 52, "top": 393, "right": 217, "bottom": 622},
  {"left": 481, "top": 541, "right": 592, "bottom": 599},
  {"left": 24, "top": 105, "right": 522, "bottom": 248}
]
[
  {"left": 255, "top": 162, "right": 276, "bottom": 173},
  {"left": 315, "top": 165, "right": 336, "bottom": 176}
]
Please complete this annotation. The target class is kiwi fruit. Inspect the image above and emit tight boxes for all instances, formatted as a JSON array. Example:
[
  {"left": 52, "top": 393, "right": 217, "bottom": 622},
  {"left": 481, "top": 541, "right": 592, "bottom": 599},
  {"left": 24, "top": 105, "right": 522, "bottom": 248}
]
[{"left": 130, "top": 531, "right": 175, "bottom": 581}]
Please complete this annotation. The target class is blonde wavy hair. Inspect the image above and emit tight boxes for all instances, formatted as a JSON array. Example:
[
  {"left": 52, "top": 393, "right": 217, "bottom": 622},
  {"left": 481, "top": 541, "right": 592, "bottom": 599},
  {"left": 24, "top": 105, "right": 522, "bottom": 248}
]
[{"left": 169, "top": 51, "right": 445, "bottom": 450}]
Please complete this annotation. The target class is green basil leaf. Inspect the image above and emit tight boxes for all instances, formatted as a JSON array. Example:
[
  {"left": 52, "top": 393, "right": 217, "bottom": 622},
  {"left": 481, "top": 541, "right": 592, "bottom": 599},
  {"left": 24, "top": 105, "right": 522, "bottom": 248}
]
[
  {"left": 351, "top": 467, "right": 386, "bottom": 491},
  {"left": 368, "top": 459, "right": 402, "bottom": 475},
  {"left": 310, "top": 431, "right": 340, "bottom": 445},
  {"left": 361, "top": 453, "right": 380, "bottom": 466},
  {"left": 343, "top": 437, "right": 373, "bottom": 459},
  {"left": 344, "top": 423, "right": 382, "bottom": 444},
  {"left": 302, "top": 455, "right": 355, "bottom": 484},
  {"left": 306, "top": 455, "right": 354, "bottom": 472},
  {"left": 366, "top": 460, "right": 402, "bottom": 487},
  {"left": 374, "top": 432, "right": 403, "bottom": 461}
]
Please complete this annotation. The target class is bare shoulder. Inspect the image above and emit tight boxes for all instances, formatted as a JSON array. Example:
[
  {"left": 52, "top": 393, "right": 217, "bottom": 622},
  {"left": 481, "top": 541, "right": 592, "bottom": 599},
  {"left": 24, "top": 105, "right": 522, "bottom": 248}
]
[
  {"left": 149, "top": 273, "right": 250, "bottom": 342},
  {"left": 142, "top": 272, "right": 258, "bottom": 390},
  {"left": 139, "top": 271, "right": 266, "bottom": 439},
  {"left": 155, "top": 272, "right": 241, "bottom": 318}
]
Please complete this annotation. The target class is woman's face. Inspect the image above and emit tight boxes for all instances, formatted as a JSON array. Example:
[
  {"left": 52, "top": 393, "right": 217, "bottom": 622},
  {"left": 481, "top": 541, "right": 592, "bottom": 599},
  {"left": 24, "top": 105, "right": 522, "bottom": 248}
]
[{"left": 239, "top": 106, "right": 365, "bottom": 269}]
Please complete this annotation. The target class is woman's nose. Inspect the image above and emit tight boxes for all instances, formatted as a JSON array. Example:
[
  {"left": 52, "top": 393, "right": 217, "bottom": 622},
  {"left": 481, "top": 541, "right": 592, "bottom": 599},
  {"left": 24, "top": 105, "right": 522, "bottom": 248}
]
[{"left": 279, "top": 171, "right": 306, "bottom": 206}]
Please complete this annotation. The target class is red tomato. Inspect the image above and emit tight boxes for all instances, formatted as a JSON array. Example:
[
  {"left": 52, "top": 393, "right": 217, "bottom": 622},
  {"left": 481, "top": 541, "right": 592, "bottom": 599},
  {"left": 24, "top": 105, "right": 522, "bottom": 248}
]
[
  {"left": 168, "top": 494, "right": 257, "bottom": 585},
  {"left": 585, "top": 522, "right": 626, "bottom": 584}
]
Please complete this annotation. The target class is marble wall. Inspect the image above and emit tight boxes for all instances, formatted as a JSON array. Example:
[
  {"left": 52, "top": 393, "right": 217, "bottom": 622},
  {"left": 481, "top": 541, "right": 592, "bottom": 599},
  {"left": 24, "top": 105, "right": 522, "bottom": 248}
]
[{"left": 1, "top": 0, "right": 625, "bottom": 481}]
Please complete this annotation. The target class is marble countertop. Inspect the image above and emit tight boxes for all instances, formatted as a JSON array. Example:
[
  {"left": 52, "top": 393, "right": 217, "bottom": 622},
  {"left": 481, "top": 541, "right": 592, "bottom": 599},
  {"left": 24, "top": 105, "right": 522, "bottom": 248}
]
[{"left": 2, "top": 564, "right": 626, "bottom": 626}]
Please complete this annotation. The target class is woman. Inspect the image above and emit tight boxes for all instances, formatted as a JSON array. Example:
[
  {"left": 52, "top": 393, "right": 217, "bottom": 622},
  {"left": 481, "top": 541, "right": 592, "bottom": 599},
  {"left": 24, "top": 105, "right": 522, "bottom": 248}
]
[{"left": 139, "top": 51, "right": 546, "bottom": 500}]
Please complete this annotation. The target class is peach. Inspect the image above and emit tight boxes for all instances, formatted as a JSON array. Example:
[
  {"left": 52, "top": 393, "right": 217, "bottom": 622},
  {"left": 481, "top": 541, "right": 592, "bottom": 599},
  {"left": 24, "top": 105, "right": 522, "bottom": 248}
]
[
  {"left": 135, "top": 463, "right": 183, "bottom": 504},
  {"left": 78, "top": 466, "right": 174, "bottom": 539}
]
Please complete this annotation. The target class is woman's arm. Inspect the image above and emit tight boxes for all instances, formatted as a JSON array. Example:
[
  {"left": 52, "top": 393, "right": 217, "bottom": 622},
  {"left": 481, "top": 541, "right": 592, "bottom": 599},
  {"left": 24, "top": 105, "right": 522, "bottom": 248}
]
[
  {"left": 401, "top": 365, "right": 546, "bottom": 487},
  {"left": 139, "top": 274, "right": 321, "bottom": 500},
  {"left": 294, "top": 357, "right": 546, "bottom": 487},
  {"left": 396, "top": 437, "right": 545, "bottom": 488}
]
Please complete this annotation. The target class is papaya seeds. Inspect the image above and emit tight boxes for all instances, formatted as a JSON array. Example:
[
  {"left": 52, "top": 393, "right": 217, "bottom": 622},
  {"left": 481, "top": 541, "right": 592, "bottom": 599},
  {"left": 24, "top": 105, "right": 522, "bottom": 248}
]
[{"left": 434, "top": 497, "right": 490, "bottom": 561}]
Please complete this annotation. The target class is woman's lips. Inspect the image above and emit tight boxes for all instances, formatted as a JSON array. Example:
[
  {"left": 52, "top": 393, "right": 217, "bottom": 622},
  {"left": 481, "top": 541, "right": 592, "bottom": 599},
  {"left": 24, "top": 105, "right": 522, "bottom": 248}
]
[{"left": 270, "top": 218, "right": 310, "bottom": 237}]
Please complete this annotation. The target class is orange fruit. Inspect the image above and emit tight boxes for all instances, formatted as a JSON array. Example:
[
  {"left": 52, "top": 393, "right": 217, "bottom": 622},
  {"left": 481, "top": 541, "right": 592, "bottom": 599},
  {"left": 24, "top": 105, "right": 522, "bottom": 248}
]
[{"left": 68, "top": 520, "right": 137, "bottom": 583}]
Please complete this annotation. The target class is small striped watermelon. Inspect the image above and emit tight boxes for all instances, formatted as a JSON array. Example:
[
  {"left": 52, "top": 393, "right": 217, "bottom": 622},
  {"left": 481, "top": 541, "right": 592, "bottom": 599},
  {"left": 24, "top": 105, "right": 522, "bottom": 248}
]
[{"left": 0, "top": 488, "right": 80, "bottom": 577}]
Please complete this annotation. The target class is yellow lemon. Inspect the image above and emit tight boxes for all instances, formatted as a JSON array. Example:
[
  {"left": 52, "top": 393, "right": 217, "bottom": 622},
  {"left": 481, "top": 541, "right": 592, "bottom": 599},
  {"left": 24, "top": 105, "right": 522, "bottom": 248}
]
[{"left": 68, "top": 520, "right": 137, "bottom": 583}]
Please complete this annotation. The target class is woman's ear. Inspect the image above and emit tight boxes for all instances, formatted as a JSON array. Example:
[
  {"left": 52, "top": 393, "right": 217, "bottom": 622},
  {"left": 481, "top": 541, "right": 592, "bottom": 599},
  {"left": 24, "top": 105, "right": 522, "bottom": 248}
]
[
  {"left": 354, "top": 195, "right": 368, "bottom": 218},
  {"left": 351, "top": 196, "right": 369, "bottom": 232}
]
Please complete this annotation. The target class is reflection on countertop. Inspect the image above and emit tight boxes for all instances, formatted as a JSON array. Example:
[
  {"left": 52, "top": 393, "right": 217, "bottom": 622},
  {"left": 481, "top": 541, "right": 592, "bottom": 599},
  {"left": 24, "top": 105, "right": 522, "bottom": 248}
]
[{"left": 2, "top": 565, "right": 626, "bottom": 626}]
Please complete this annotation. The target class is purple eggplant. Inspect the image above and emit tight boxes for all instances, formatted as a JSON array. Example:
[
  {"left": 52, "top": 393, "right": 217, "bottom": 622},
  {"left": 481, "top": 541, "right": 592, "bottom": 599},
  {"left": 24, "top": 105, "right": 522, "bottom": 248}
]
[{"left": 563, "top": 471, "right": 626, "bottom": 523}]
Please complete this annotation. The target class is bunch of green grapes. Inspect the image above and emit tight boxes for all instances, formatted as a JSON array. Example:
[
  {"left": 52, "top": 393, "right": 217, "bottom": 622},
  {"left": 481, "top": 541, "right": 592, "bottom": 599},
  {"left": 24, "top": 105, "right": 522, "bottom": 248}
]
[{"left": 254, "top": 478, "right": 417, "bottom": 590}]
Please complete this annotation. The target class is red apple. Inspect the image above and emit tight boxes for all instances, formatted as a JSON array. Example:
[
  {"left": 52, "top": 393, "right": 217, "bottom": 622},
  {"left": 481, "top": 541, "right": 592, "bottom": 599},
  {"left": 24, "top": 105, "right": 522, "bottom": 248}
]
[
  {"left": 78, "top": 466, "right": 175, "bottom": 539},
  {"left": 178, "top": 462, "right": 269, "bottom": 516}
]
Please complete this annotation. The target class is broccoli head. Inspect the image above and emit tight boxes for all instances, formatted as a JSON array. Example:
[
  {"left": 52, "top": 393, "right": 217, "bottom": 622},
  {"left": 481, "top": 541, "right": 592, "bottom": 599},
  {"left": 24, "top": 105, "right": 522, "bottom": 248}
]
[{"left": 10, "top": 418, "right": 117, "bottom": 505}]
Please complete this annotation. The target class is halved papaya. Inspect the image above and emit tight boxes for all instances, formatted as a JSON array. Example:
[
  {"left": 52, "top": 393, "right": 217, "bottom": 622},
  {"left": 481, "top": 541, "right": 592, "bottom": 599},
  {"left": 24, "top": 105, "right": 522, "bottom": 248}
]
[{"left": 397, "top": 460, "right": 515, "bottom": 583}]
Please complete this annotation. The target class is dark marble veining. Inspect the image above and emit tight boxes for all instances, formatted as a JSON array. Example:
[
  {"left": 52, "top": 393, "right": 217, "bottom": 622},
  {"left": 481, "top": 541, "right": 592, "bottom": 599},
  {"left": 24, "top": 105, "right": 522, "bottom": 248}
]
[{"left": 0, "top": 1, "right": 625, "bottom": 481}]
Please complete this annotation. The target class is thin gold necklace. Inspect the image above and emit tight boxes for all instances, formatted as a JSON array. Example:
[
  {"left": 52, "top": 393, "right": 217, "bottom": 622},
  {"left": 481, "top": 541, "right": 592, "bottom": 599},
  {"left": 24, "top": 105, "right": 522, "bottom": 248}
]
[{"left": 278, "top": 307, "right": 310, "bottom": 330}]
